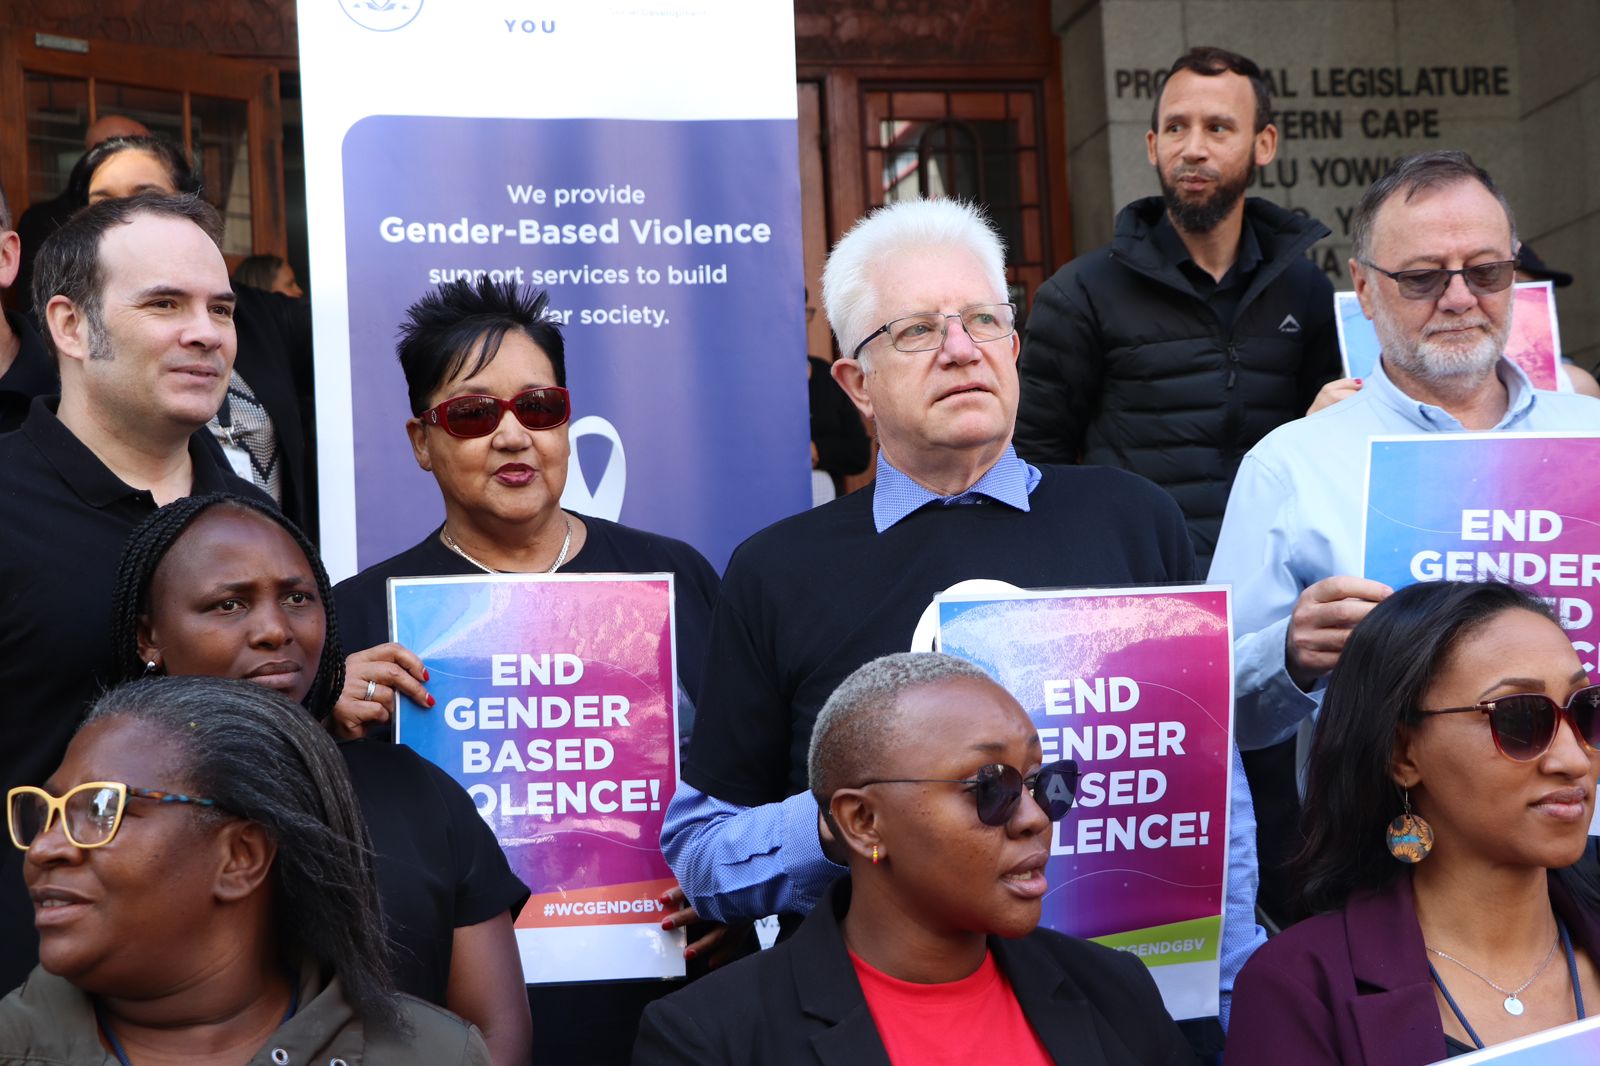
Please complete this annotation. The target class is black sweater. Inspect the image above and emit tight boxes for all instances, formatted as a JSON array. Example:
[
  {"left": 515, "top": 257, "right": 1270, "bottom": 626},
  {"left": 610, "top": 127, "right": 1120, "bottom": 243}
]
[
  {"left": 684, "top": 464, "right": 1196, "bottom": 805},
  {"left": 1015, "top": 197, "right": 1338, "bottom": 566}
]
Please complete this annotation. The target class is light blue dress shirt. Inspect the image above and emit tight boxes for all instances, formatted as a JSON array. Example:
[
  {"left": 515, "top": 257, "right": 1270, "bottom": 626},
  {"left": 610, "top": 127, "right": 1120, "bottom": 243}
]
[
  {"left": 664, "top": 445, "right": 1266, "bottom": 1028},
  {"left": 1208, "top": 357, "right": 1600, "bottom": 751}
]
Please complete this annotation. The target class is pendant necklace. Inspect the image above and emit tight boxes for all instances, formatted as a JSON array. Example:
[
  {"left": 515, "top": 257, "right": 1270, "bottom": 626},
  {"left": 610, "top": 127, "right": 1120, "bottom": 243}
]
[
  {"left": 1427, "top": 925, "right": 1561, "bottom": 1016},
  {"left": 441, "top": 514, "right": 573, "bottom": 574}
]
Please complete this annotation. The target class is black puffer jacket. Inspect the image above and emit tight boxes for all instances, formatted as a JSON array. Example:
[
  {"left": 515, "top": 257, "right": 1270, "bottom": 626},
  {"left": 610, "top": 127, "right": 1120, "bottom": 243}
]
[{"left": 1016, "top": 196, "right": 1338, "bottom": 565}]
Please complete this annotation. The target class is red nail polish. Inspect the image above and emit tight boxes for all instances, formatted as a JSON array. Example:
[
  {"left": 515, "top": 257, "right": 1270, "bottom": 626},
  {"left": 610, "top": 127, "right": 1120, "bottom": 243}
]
[
  {"left": 1354, "top": 378, "right": 1362, "bottom": 385},
  {"left": 427, "top": 694, "right": 436, "bottom": 708},
  {"left": 423, "top": 667, "right": 431, "bottom": 681}
]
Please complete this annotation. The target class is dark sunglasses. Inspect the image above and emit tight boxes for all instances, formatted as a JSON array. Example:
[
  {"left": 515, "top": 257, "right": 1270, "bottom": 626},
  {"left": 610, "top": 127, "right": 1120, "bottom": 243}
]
[
  {"left": 1360, "top": 259, "right": 1517, "bottom": 301},
  {"left": 858, "top": 758, "right": 1079, "bottom": 826},
  {"left": 421, "top": 387, "right": 570, "bottom": 438},
  {"left": 1417, "top": 684, "right": 1600, "bottom": 762}
]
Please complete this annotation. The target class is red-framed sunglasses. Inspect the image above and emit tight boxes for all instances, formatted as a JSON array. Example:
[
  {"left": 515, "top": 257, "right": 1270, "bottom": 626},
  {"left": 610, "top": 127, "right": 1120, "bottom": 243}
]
[
  {"left": 421, "top": 387, "right": 571, "bottom": 438},
  {"left": 1417, "top": 685, "right": 1600, "bottom": 762}
]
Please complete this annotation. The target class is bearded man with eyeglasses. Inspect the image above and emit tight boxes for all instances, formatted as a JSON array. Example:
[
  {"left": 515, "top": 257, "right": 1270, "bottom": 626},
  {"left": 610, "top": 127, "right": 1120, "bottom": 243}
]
[
  {"left": 662, "top": 195, "right": 1265, "bottom": 1054},
  {"left": 1209, "top": 150, "right": 1600, "bottom": 853}
]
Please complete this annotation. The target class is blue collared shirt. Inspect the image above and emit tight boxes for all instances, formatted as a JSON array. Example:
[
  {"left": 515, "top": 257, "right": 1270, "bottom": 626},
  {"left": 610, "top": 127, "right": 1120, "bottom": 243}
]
[
  {"left": 870, "top": 444, "right": 1041, "bottom": 532},
  {"left": 1209, "top": 357, "right": 1600, "bottom": 751},
  {"left": 665, "top": 446, "right": 1267, "bottom": 1028}
]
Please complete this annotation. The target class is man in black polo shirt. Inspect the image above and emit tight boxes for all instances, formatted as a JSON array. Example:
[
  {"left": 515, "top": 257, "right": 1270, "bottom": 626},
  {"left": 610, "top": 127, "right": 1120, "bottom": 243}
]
[
  {"left": 1015, "top": 46, "right": 1338, "bottom": 570},
  {"left": 0, "top": 180, "right": 54, "bottom": 433},
  {"left": 0, "top": 193, "right": 262, "bottom": 993}
]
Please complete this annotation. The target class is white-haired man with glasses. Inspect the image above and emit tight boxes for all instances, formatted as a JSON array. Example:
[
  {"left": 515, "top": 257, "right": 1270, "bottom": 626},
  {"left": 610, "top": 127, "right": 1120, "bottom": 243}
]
[
  {"left": 1211, "top": 149, "right": 1600, "bottom": 766},
  {"left": 663, "top": 196, "right": 1265, "bottom": 1048}
]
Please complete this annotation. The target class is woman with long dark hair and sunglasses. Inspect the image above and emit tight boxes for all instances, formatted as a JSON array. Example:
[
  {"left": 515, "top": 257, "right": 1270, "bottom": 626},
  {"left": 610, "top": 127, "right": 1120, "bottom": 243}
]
[
  {"left": 635, "top": 652, "right": 1194, "bottom": 1065},
  {"left": 330, "top": 276, "right": 727, "bottom": 1064},
  {"left": 1228, "top": 581, "right": 1600, "bottom": 1064},
  {"left": 0, "top": 676, "right": 487, "bottom": 1063},
  {"left": 108, "top": 493, "right": 532, "bottom": 1065}
]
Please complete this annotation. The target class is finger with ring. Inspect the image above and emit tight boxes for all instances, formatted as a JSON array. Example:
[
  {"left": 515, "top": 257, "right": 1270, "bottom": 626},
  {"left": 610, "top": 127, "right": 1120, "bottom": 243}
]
[{"left": 364, "top": 679, "right": 378, "bottom": 702}]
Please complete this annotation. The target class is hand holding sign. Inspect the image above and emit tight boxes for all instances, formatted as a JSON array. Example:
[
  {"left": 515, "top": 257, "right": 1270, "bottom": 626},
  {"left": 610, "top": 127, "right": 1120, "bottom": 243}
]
[
  {"left": 333, "top": 642, "right": 434, "bottom": 738},
  {"left": 1286, "top": 576, "right": 1393, "bottom": 689}
]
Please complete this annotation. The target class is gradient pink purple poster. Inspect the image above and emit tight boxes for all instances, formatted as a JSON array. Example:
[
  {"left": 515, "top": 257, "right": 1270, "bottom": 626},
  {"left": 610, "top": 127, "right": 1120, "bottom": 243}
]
[
  {"left": 389, "top": 573, "right": 684, "bottom": 983},
  {"left": 936, "top": 586, "right": 1233, "bottom": 1020},
  {"left": 1364, "top": 433, "right": 1600, "bottom": 673}
]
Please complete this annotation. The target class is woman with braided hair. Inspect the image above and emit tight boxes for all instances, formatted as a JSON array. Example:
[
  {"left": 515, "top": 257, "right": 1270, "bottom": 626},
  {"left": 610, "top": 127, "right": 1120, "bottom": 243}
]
[
  {"left": 0, "top": 675, "right": 489, "bottom": 1062},
  {"left": 107, "top": 492, "right": 532, "bottom": 1065}
]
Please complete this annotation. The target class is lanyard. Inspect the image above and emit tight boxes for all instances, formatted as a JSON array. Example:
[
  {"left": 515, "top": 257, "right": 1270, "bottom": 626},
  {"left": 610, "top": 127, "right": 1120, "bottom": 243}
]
[{"left": 1429, "top": 917, "right": 1584, "bottom": 1051}]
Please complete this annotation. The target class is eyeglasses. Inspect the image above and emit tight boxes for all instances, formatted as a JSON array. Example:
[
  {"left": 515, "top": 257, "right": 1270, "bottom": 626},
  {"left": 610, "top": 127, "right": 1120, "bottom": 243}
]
[
  {"left": 420, "top": 387, "right": 571, "bottom": 439},
  {"left": 1359, "top": 259, "right": 1517, "bottom": 301},
  {"left": 7, "top": 782, "right": 221, "bottom": 850},
  {"left": 1417, "top": 685, "right": 1600, "bottom": 762},
  {"left": 851, "top": 303, "right": 1017, "bottom": 360},
  {"left": 857, "top": 759, "right": 1078, "bottom": 826}
]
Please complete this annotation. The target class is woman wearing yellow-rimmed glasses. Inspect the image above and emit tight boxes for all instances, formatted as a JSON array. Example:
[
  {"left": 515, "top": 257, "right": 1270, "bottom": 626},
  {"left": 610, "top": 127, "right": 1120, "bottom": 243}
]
[{"left": 0, "top": 676, "right": 488, "bottom": 1064}]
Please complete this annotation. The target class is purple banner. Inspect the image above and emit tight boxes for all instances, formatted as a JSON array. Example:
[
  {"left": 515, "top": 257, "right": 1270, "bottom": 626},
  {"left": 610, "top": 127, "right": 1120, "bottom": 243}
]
[{"left": 341, "top": 116, "right": 809, "bottom": 571}]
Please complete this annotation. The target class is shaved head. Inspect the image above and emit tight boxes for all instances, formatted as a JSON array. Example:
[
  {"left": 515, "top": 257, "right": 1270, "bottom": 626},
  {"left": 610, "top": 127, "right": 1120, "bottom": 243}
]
[
  {"left": 808, "top": 652, "right": 995, "bottom": 805},
  {"left": 85, "top": 114, "right": 150, "bottom": 150}
]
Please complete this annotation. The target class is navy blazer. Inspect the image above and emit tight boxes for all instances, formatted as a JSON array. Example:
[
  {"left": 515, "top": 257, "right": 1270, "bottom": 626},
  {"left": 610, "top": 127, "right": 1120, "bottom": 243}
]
[
  {"left": 1227, "top": 871, "right": 1600, "bottom": 1066},
  {"left": 632, "top": 878, "right": 1196, "bottom": 1065}
]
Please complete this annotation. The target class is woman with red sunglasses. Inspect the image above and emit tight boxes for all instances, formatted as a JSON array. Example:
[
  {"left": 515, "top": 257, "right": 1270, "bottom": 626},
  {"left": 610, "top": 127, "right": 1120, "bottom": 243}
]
[
  {"left": 330, "top": 276, "right": 728, "bottom": 1064},
  {"left": 1229, "top": 581, "right": 1600, "bottom": 1064}
]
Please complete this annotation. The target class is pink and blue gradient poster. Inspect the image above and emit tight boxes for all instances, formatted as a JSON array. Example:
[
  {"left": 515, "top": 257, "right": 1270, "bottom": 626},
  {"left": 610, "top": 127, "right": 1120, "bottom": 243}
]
[
  {"left": 1364, "top": 433, "right": 1600, "bottom": 675},
  {"left": 935, "top": 586, "right": 1234, "bottom": 1020},
  {"left": 389, "top": 573, "right": 684, "bottom": 984}
]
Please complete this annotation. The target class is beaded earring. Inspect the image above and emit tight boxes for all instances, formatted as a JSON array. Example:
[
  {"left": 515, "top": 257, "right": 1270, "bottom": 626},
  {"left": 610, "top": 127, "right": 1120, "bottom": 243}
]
[
  {"left": 1386, "top": 789, "right": 1434, "bottom": 863},
  {"left": 871, "top": 845, "right": 880, "bottom": 865}
]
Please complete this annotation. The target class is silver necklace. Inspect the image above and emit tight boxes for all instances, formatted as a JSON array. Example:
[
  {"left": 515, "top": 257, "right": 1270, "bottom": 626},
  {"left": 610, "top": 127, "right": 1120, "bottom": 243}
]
[
  {"left": 440, "top": 515, "right": 573, "bottom": 574},
  {"left": 1427, "top": 928, "right": 1561, "bottom": 1016}
]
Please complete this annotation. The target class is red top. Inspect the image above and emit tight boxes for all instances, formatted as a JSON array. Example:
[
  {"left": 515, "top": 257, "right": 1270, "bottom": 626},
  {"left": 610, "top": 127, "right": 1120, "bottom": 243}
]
[{"left": 848, "top": 947, "right": 1053, "bottom": 1065}]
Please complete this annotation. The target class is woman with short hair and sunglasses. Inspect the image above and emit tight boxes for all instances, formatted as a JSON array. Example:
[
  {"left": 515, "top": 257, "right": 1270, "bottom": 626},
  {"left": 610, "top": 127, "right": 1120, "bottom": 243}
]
[
  {"left": 634, "top": 652, "right": 1194, "bottom": 1065},
  {"left": 0, "top": 676, "right": 488, "bottom": 1063},
  {"left": 1228, "top": 581, "right": 1600, "bottom": 1064},
  {"left": 331, "top": 276, "right": 726, "bottom": 1064}
]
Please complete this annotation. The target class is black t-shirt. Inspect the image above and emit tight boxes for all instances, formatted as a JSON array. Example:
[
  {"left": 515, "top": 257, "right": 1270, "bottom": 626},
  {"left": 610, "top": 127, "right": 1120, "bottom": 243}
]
[
  {"left": 339, "top": 739, "right": 529, "bottom": 1005},
  {"left": 333, "top": 515, "right": 723, "bottom": 1064},
  {"left": 0, "top": 398, "right": 266, "bottom": 994},
  {"left": 684, "top": 464, "right": 1198, "bottom": 806},
  {"left": 0, "top": 314, "right": 54, "bottom": 434}
]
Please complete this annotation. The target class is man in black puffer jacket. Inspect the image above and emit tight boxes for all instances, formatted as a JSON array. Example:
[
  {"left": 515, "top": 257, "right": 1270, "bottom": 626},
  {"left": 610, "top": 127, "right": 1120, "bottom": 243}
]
[{"left": 1017, "top": 46, "right": 1338, "bottom": 568}]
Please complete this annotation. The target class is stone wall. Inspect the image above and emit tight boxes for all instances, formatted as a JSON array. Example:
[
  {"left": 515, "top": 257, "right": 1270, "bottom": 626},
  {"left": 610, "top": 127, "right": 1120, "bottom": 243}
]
[{"left": 1054, "top": 0, "right": 1597, "bottom": 368}]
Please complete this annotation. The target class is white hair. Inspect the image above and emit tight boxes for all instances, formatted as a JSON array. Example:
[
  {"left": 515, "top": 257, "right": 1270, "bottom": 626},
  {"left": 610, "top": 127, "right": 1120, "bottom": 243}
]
[
  {"left": 820, "top": 198, "right": 1008, "bottom": 365},
  {"left": 807, "top": 651, "right": 995, "bottom": 804}
]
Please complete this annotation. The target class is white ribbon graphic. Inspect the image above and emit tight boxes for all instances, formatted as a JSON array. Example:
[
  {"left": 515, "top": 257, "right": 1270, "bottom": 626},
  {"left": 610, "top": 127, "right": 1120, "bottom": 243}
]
[{"left": 560, "top": 415, "right": 627, "bottom": 521}]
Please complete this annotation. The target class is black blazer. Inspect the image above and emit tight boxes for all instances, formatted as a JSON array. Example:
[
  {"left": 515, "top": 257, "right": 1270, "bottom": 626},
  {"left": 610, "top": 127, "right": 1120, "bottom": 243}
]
[{"left": 632, "top": 878, "right": 1196, "bottom": 1065}]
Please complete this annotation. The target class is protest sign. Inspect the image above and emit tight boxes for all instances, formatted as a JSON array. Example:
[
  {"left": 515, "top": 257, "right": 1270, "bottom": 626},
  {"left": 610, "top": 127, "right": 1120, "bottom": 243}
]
[
  {"left": 1364, "top": 433, "right": 1600, "bottom": 675},
  {"left": 1441, "top": 1015, "right": 1600, "bottom": 1064},
  {"left": 390, "top": 572, "right": 683, "bottom": 983},
  {"left": 935, "top": 586, "right": 1234, "bottom": 1020},
  {"left": 1336, "top": 283, "right": 1565, "bottom": 390}
]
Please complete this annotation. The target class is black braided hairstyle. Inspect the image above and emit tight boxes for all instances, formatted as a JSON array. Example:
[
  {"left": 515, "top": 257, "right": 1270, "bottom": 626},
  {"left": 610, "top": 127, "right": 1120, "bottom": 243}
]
[{"left": 109, "top": 493, "right": 346, "bottom": 717}]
